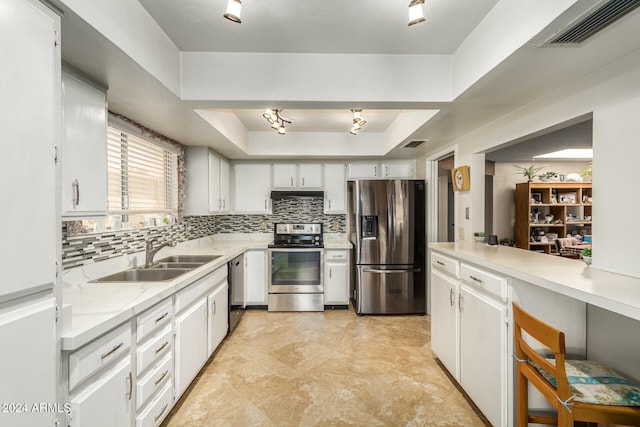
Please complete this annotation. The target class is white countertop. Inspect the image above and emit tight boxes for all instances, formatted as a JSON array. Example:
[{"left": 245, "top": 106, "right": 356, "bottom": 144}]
[
  {"left": 430, "top": 242, "right": 640, "bottom": 322},
  {"left": 61, "top": 235, "right": 352, "bottom": 351}
]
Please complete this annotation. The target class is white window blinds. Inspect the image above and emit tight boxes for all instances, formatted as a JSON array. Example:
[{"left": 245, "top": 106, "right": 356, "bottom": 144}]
[{"left": 107, "top": 125, "right": 178, "bottom": 218}]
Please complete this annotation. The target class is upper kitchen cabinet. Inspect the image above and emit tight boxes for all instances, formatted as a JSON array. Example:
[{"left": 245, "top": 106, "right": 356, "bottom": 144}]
[
  {"left": 185, "top": 147, "right": 230, "bottom": 215},
  {"left": 347, "top": 162, "right": 380, "bottom": 179},
  {"left": 323, "top": 163, "right": 346, "bottom": 214},
  {"left": 381, "top": 160, "right": 416, "bottom": 179},
  {"left": 61, "top": 71, "right": 108, "bottom": 219},
  {"left": 272, "top": 163, "right": 323, "bottom": 190},
  {"left": 232, "top": 163, "right": 272, "bottom": 213}
]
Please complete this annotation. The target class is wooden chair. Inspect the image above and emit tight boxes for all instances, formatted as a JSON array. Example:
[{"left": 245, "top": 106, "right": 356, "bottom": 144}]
[{"left": 512, "top": 303, "right": 640, "bottom": 426}]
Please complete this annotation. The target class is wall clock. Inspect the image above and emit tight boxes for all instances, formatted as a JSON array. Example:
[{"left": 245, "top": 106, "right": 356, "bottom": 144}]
[{"left": 451, "top": 165, "right": 470, "bottom": 191}]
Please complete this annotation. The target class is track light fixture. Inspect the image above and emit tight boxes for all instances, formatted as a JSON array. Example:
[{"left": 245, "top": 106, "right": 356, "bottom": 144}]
[
  {"left": 263, "top": 109, "right": 292, "bottom": 135},
  {"left": 224, "top": 0, "right": 242, "bottom": 23},
  {"left": 349, "top": 110, "right": 367, "bottom": 135},
  {"left": 408, "top": 0, "right": 425, "bottom": 26}
]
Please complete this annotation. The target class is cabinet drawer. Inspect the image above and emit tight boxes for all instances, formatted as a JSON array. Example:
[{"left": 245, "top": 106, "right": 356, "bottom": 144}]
[
  {"left": 175, "top": 268, "right": 225, "bottom": 313},
  {"left": 69, "top": 322, "right": 131, "bottom": 391},
  {"left": 431, "top": 252, "right": 459, "bottom": 278},
  {"left": 137, "top": 299, "right": 172, "bottom": 343},
  {"left": 326, "top": 250, "right": 349, "bottom": 262},
  {"left": 137, "top": 325, "right": 172, "bottom": 375},
  {"left": 136, "top": 353, "right": 172, "bottom": 411},
  {"left": 460, "top": 263, "right": 507, "bottom": 300},
  {"left": 136, "top": 381, "right": 173, "bottom": 427}
]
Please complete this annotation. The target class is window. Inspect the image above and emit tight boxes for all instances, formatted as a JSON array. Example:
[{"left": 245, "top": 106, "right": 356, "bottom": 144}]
[{"left": 106, "top": 122, "right": 179, "bottom": 228}]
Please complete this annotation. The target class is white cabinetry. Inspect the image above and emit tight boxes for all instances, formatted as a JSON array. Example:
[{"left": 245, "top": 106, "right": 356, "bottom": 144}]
[
  {"left": 347, "top": 162, "right": 380, "bottom": 179},
  {"left": 323, "top": 163, "right": 346, "bottom": 214},
  {"left": 174, "top": 298, "right": 208, "bottom": 399},
  {"left": 298, "top": 163, "right": 323, "bottom": 189},
  {"left": 0, "top": 298, "right": 57, "bottom": 427},
  {"left": 185, "top": 147, "right": 230, "bottom": 215},
  {"left": 245, "top": 250, "right": 267, "bottom": 305},
  {"left": 233, "top": 163, "right": 272, "bottom": 213},
  {"left": 381, "top": 161, "right": 416, "bottom": 178},
  {"left": 61, "top": 71, "right": 108, "bottom": 219},
  {"left": 272, "top": 163, "right": 297, "bottom": 189},
  {"left": 69, "top": 357, "right": 133, "bottom": 427},
  {"left": 272, "top": 163, "right": 323, "bottom": 189},
  {"left": 430, "top": 269, "right": 459, "bottom": 379},
  {"left": 324, "top": 250, "right": 350, "bottom": 305},
  {"left": 207, "top": 282, "right": 229, "bottom": 357}
]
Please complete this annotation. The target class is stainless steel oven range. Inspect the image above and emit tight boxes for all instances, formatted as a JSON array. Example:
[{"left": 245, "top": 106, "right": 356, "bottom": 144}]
[{"left": 268, "top": 223, "right": 324, "bottom": 312}]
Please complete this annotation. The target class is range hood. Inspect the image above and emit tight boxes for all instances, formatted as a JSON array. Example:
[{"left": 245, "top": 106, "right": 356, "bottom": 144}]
[{"left": 270, "top": 190, "right": 324, "bottom": 200}]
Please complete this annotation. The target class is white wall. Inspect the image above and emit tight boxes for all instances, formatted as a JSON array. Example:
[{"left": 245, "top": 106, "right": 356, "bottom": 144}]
[{"left": 426, "top": 48, "right": 640, "bottom": 277}]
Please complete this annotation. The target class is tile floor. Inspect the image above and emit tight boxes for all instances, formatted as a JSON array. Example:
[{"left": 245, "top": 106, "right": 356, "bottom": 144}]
[{"left": 161, "top": 309, "right": 489, "bottom": 426}]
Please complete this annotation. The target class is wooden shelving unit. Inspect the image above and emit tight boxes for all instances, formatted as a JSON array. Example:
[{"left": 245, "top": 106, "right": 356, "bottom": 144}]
[{"left": 515, "top": 182, "right": 592, "bottom": 254}]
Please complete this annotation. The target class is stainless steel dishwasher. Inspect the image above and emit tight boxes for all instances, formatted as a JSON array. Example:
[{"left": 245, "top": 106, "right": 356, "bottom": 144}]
[{"left": 228, "top": 254, "right": 245, "bottom": 332}]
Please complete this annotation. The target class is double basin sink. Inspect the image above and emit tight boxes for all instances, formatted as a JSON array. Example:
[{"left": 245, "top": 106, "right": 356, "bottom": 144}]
[{"left": 92, "top": 255, "right": 222, "bottom": 283}]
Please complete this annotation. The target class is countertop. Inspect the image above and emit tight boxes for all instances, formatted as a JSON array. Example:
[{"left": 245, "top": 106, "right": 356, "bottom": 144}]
[
  {"left": 430, "top": 242, "right": 640, "bottom": 322},
  {"left": 61, "top": 235, "right": 352, "bottom": 351}
]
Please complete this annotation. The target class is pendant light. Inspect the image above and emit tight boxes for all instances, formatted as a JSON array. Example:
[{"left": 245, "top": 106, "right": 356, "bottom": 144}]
[
  {"left": 224, "top": 0, "right": 242, "bottom": 23},
  {"left": 408, "top": 0, "right": 425, "bottom": 26}
]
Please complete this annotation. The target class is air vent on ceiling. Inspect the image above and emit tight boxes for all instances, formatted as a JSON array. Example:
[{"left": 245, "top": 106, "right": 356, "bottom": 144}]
[
  {"left": 404, "top": 140, "right": 425, "bottom": 149},
  {"left": 549, "top": 0, "right": 640, "bottom": 45}
]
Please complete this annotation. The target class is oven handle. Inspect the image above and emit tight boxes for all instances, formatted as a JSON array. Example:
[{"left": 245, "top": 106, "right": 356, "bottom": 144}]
[{"left": 362, "top": 268, "right": 421, "bottom": 274}]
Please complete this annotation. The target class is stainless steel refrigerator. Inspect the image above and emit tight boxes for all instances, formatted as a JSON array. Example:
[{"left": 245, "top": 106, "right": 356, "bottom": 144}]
[{"left": 348, "top": 180, "right": 426, "bottom": 314}]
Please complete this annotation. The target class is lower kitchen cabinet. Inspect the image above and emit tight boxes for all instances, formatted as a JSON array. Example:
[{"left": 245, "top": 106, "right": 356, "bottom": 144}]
[
  {"left": 245, "top": 250, "right": 267, "bottom": 305},
  {"left": 324, "top": 249, "right": 350, "bottom": 305},
  {"left": 207, "top": 281, "right": 229, "bottom": 356},
  {"left": 174, "top": 297, "right": 208, "bottom": 399},
  {"left": 430, "top": 269, "right": 459, "bottom": 378},
  {"left": 68, "top": 357, "right": 133, "bottom": 427},
  {"left": 135, "top": 381, "right": 173, "bottom": 427}
]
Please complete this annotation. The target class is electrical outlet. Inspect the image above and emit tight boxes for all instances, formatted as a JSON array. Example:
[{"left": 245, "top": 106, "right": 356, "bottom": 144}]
[
  {"left": 465, "top": 207, "right": 470, "bottom": 220},
  {"left": 260, "top": 219, "right": 267, "bottom": 230},
  {"left": 332, "top": 219, "right": 340, "bottom": 230}
]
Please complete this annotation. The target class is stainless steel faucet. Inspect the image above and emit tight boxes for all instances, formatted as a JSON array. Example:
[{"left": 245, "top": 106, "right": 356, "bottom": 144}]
[{"left": 145, "top": 239, "right": 177, "bottom": 268}]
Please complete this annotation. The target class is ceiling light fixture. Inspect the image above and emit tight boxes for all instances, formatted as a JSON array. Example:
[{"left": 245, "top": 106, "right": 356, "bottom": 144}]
[
  {"left": 263, "top": 109, "right": 292, "bottom": 135},
  {"left": 350, "top": 110, "right": 367, "bottom": 135},
  {"left": 408, "top": 0, "right": 425, "bottom": 26},
  {"left": 223, "top": 0, "right": 242, "bottom": 23}
]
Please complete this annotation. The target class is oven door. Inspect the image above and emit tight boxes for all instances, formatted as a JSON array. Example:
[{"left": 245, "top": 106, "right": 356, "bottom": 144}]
[{"left": 268, "top": 248, "right": 323, "bottom": 293}]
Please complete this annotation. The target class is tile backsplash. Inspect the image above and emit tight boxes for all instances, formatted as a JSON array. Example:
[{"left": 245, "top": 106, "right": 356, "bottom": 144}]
[{"left": 62, "top": 199, "right": 346, "bottom": 269}]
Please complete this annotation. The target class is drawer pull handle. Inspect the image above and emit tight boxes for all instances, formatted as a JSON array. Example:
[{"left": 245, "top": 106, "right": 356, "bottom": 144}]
[
  {"left": 436, "top": 260, "right": 445, "bottom": 266},
  {"left": 101, "top": 342, "right": 123, "bottom": 360},
  {"left": 469, "top": 275, "right": 483, "bottom": 284},
  {"left": 155, "top": 312, "right": 169, "bottom": 323},
  {"left": 449, "top": 288, "right": 455, "bottom": 306},
  {"left": 155, "top": 341, "right": 169, "bottom": 354},
  {"left": 154, "top": 403, "right": 169, "bottom": 422},
  {"left": 154, "top": 369, "right": 169, "bottom": 386},
  {"left": 126, "top": 371, "right": 132, "bottom": 401}
]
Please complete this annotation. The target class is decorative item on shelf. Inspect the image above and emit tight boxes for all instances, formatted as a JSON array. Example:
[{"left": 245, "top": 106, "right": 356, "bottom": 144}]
[
  {"left": 580, "top": 162, "right": 592, "bottom": 180},
  {"left": 580, "top": 247, "right": 592, "bottom": 265},
  {"left": 488, "top": 235, "right": 499, "bottom": 245},
  {"left": 499, "top": 238, "right": 516, "bottom": 247},
  {"left": 559, "top": 192, "right": 577, "bottom": 204},
  {"left": 539, "top": 171, "right": 558, "bottom": 182},
  {"left": 473, "top": 232, "right": 487, "bottom": 243},
  {"left": 515, "top": 164, "right": 545, "bottom": 182},
  {"left": 531, "top": 192, "right": 542, "bottom": 204},
  {"left": 565, "top": 172, "right": 583, "bottom": 182},
  {"left": 545, "top": 214, "right": 554, "bottom": 223},
  {"left": 451, "top": 166, "right": 470, "bottom": 191},
  {"left": 546, "top": 233, "right": 558, "bottom": 242}
]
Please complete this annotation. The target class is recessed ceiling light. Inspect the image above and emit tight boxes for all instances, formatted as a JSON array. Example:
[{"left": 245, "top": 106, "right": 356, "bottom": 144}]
[{"left": 533, "top": 148, "right": 593, "bottom": 159}]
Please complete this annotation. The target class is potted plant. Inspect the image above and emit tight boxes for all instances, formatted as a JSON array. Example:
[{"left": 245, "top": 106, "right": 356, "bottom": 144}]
[
  {"left": 580, "top": 247, "right": 592, "bottom": 265},
  {"left": 539, "top": 171, "right": 558, "bottom": 182},
  {"left": 473, "top": 232, "right": 487, "bottom": 243},
  {"left": 515, "top": 165, "right": 545, "bottom": 182},
  {"left": 499, "top": 238, "right": 515, "bottom": 247}
]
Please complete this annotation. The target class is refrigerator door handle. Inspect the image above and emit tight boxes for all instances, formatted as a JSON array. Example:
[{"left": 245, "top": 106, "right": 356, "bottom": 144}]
[{"left": 362, "top": 268, "right": 421, "bottom": 274}]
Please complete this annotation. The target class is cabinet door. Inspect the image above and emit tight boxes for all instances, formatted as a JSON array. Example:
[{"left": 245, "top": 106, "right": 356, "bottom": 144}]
[
  {"left": 207, "top": 283, "right": 229, "bottom": 357},
  {"left": 382, "top": 161, "right": 415, "bottom": 178},
  {"left": 1, "top": 0, "right": 57, "bottom": 300},
  {"left": 184, "top": 147, "right": 210, "bottom": 216},
  {"left": 459, "top": 284, "right": 507, "bottom": 427},
  {"left": 233, "top": 163, "right": 272, "bottom": 213},
  {"left": 430, "top": 270, "right": 459, "bottom": 379},
  {"left": 245, "top": 250, "right": 267, "bottom": 305},
  {"left": 219, "top": 157, "right": 230, "bottom": 212},
  {"left": 0, "top": 298, "right": 56, "bottom": 427},
  {"left": 174, "top": 299, "right": 208, "bottom": 398},
  {"left": 208, "top": 151, "right": 221, "bottom": 212},
  {"left": 272, "top": 163, "right": 297, "bottom": 189},
  {"left": 298, "top": 163, "right": 323, "bottom": 189},
  {"left": 347, "top": 162, "right": 379, "bottom": 179},
  {"left": 69, "top": 357, "right": 133, "bottom": 427},
  {"left": 324, "top": 256, "right": 349, "bottom": 305},
  {"left": 61, "top": 72, "right": 108, "bottom": 218},
  {"left": 323, "top": 163, "right": 346, "bottom": 213}
]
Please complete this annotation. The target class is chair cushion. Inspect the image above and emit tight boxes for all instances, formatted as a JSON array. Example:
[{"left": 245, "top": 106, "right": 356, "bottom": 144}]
[{"left": 533, "top": 359, "right": 640, "bottom": 406}]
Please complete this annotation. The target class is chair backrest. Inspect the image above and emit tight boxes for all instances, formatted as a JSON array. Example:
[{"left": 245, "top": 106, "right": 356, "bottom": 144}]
[{"left": 512, "top": 303, "right": 573, "bottom": 400}]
